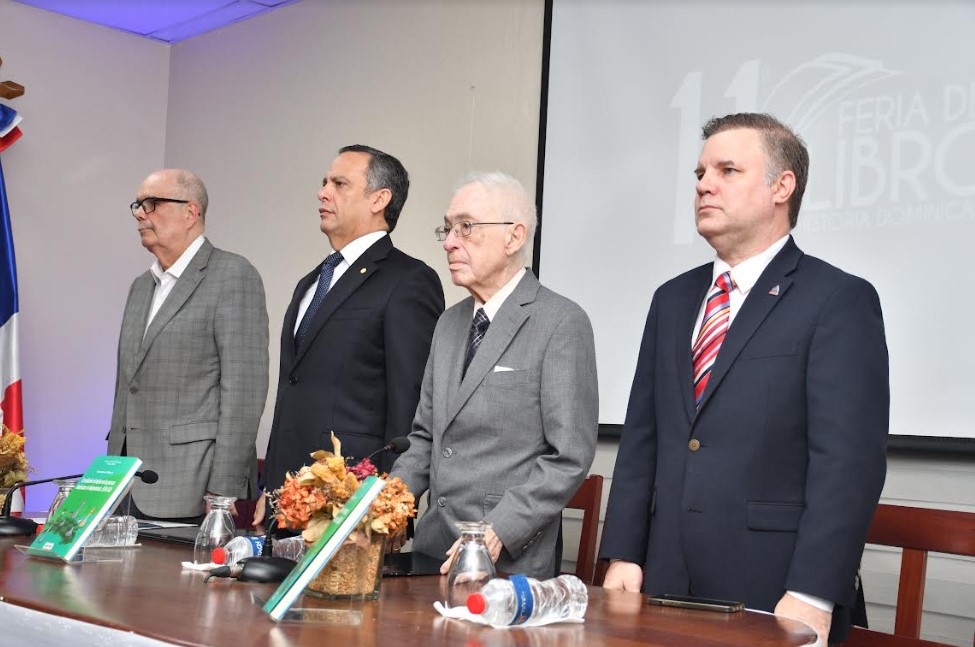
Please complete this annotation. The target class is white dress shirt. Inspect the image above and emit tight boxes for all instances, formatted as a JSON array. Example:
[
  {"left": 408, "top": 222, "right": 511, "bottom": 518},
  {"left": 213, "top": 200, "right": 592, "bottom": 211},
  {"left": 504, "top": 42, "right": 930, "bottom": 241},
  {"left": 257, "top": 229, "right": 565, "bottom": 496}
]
[
  {"left": 294, "top": 231, "right": 387, "bottom": 335},
  {"left": 474, "top": 267, "right": 527, "bottom": 322},
  {"left": 145, "top": 234, "right": 206, "bottom": 335},
  {"left": 691, "top": 234, "right": 790, "bottom": 343}
]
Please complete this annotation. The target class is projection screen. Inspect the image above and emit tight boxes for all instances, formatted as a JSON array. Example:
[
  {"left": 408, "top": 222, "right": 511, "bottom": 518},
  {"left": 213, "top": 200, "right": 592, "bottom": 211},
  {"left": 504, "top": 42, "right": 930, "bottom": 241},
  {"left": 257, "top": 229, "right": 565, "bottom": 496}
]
[{"left": 537, "top": 0, "right": 975, "bottom": 444}]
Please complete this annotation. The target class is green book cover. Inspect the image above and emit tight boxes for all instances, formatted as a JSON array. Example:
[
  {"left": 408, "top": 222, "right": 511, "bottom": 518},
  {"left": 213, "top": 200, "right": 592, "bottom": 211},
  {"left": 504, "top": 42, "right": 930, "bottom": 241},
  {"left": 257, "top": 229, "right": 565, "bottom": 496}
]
[
  {"left": 26, "top": 455, "right": 143, "bottom": 562},
  {"left": 263, "top": 475, "right": 387, "bottom": 621}
]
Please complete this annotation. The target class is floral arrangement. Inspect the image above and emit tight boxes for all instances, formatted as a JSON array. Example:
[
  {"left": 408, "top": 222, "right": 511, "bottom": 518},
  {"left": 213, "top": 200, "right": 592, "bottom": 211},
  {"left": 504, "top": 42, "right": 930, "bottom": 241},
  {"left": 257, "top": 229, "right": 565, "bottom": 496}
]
[
  {"left": 273, "top": 431, "right": 415, "bottom": 544},
  {"left": 0, "top": 425, "right": 29, "bottom": 507}
]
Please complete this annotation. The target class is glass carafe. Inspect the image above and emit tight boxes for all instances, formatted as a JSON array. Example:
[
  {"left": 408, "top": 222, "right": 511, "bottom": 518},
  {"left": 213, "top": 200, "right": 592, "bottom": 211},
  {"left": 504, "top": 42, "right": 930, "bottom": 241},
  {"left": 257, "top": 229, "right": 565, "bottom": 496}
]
[
  {"left": 446, "top": 521, "right": 496, "bottom": 608},
  {"left": 193, "top": 495, "right": 236, "bottom": 564},
  {"left": 46, "top": 478, "right": 79, "bottom": 521}
]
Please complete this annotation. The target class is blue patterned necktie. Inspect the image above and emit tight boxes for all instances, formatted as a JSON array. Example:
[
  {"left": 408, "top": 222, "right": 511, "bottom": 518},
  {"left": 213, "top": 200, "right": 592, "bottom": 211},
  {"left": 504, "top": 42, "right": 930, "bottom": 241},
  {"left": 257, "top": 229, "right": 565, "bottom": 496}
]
[
  {"left": 294, "top": 252, "right": 343, "bottom": 352},
  {"left": 463, "top": 308, "right": 490, "bottom": 376}
]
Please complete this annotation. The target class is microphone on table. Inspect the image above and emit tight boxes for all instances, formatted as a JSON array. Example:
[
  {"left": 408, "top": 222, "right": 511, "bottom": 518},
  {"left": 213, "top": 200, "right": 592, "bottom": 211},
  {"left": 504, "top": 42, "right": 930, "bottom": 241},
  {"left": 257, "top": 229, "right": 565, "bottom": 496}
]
[
  {"left": 364, "top": 437, "right": 411, "bottom": 462},
  {"left": 137, "top": 470, "right": 159, "bottom": 484},
  {"left": 205, "top": 508, "right": 297, "bottom": 584},
  {"left": 0, "top": 469, "right": 160, "bottom": 536},
  {"left": 205, "top": 556, "right": 298, "bottom": 584}
]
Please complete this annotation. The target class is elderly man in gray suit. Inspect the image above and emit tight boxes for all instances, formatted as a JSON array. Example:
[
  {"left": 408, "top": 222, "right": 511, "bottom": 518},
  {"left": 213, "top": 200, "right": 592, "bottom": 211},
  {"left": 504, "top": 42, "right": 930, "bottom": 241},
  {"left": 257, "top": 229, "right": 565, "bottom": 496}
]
[
  {"left": 391, "top": 172, "right": 598, "bottom": 578},
  {"left": 107, "top": 169, "right": 269, "bottom": 522}
]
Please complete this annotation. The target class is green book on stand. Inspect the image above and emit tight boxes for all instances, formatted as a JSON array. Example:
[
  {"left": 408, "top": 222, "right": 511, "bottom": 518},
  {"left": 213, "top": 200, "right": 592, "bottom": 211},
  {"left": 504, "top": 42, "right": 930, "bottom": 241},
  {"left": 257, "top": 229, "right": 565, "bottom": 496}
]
[
  {"left": 262, "top": 475, "right": 387, "bottom": 621},
  {"left": 26, "top": 455, "right": 143, "bottom": 562}
]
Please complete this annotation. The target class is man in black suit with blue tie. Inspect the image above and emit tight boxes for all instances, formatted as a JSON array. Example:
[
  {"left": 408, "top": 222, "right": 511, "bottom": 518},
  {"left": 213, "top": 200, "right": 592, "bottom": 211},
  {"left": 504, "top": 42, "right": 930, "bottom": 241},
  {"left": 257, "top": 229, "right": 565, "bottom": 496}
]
[
  {"left": 256, "top": 145, "right": 444, "bottom": 523},
  {"left": 600, "top": 114, "right": 889, "bottom": 645}
]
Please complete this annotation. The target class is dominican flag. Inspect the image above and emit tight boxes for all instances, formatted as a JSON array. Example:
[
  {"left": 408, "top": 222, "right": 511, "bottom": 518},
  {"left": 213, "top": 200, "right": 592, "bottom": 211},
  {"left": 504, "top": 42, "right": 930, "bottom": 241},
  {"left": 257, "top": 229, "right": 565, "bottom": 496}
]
[
  {"left": 0, "top": 158, "right": 24, "bottom": 511},
  {"left": 0, "top": 104, "right": 21, "bottom": 153}
]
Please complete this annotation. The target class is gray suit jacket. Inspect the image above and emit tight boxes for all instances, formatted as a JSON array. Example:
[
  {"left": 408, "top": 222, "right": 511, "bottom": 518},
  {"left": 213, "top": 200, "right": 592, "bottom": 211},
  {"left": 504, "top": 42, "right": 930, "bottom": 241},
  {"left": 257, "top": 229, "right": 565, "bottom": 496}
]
[
  {"left": 107, "top": 239, "right": 269, "bottom": 518},
  {"left": 391, "top": 271, "right": 598, "bottom": 578}
]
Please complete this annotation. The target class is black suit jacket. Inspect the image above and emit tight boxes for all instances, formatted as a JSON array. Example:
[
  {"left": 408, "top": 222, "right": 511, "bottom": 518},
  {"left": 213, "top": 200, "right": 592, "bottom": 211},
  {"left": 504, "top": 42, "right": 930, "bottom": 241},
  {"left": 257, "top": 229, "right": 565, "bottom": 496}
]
[
  {"left": 600, "top": 237, "right": 889, "bottom": 642},
  {"left": 263, "top": 235, "right": 444, "bottom": 491}
]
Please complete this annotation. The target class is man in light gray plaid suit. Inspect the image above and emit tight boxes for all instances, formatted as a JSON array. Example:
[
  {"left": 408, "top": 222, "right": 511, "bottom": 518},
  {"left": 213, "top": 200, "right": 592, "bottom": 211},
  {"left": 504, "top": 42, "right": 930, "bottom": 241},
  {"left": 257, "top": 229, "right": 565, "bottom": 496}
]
[
  {"left": 391, "top": 172, "right": 598, "bottom": 578},
  {"left": 107, "top": 169, "right": 269, "bottom": 521}
]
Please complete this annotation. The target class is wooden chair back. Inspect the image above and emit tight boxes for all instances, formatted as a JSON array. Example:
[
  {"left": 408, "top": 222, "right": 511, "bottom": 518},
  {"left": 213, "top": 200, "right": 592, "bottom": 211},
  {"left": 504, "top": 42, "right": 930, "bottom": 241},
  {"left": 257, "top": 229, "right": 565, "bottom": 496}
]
[
  {"left": 843, "top": 503, "right": 975, "bottom": 647},
  {"left": 233, "top": 458, "right": 264, "bottom": 530},
  {"left": 563, "top": 474, "right": 603, "bottom": 584}
]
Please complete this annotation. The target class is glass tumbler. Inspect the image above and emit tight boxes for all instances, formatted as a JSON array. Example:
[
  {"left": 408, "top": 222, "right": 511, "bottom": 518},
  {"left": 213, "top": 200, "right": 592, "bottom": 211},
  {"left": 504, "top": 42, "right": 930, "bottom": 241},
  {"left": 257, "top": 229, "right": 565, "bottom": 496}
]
[
  {"left": 193, "top": 495, "right": 236, "bottom": 564},
  {"left": 446, "top": 521, "right": 497, "bottom": 608},
  {"left": 46, "top": 478, "right": 79, "bottom": 521}
]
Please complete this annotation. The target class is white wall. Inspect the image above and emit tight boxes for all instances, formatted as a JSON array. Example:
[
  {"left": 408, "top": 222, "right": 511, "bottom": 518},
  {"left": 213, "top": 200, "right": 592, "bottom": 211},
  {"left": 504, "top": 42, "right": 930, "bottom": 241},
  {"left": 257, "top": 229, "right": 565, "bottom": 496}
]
[
  {"left": 0, "top": 0, "right": 543, "bottom": 493},
  {"left": 162, "top": 0, "right": 545, "bottom": 453},
  {"left": 0, "top": 0, "right": 170, "bottom": 504}
]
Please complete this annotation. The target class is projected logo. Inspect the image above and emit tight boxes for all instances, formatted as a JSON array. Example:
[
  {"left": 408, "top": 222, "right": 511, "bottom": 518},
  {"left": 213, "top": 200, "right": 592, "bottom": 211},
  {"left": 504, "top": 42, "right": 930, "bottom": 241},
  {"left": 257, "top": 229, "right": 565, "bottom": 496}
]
[{"left": 670, "top": 54, "right": 975, "bottom": 243}]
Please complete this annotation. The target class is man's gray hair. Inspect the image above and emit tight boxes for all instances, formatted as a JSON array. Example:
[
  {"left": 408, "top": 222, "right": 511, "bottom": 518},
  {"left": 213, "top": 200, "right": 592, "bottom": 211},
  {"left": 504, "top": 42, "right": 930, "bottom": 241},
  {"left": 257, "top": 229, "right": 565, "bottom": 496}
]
[
  {"left": 456, "top": 171, "right": 537, "bottom": 258},
  {"left": 174, "top": 170, "right": 209, "bottom": 220}
]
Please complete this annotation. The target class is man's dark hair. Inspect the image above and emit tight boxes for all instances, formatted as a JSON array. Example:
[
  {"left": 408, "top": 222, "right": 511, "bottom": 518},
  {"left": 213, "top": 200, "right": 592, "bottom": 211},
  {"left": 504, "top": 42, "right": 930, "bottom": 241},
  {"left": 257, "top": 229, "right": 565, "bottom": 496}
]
[
  {"left": 339, "top": 144, "right": 409, "bottom": 233},
  {"left": 702, "top": 113, "right": 809, "bottom": 228}
]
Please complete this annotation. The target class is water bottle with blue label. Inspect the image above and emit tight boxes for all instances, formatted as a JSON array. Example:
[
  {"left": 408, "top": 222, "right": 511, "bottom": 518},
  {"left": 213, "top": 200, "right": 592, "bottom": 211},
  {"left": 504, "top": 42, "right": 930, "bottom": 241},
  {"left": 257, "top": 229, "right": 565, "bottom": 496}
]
[
  {"left": 211, "top": 534, "right": 305, "bottom": 565},
  {"left": 466, "top": 574, "right": 588, "bottom": 627}
]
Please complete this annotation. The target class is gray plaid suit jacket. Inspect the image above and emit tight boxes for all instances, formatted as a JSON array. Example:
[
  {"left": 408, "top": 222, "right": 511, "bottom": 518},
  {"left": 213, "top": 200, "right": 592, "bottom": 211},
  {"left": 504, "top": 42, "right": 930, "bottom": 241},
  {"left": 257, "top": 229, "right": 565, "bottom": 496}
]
[
  {"left": 391, "top": 271, "right": 598, "bottom": 578},
  {"left": 107, "top": 239, "right": 269, "bottom": 518}
]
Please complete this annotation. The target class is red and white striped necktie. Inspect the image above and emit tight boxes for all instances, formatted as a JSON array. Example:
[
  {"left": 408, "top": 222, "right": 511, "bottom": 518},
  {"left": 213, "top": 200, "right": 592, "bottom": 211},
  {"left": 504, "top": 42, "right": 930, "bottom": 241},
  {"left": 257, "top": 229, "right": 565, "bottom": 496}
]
[{"left": 692, "top": 271, "right": 735, "bottom": 406}]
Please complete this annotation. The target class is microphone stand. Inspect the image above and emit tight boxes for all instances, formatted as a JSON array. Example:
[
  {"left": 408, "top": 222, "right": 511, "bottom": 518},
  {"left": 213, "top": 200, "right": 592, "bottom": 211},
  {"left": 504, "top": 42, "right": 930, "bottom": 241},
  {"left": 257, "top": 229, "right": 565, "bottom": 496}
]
[
  {"left": 0, "top": 511, "right": 39, "bottom": 537},
  {"left": 0, "top": 470, "right": 158, "bottom": 537},
  {"left": 0, "top": 473, "right": 84, "bottom": 537}
]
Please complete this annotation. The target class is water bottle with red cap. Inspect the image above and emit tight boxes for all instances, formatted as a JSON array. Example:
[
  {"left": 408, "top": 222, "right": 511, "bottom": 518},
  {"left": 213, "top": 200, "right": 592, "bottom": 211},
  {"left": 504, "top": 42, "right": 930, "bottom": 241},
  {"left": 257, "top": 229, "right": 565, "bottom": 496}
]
[
  {"left": 211, "top": 535, "right": 305, "bottom": 565},
  {"left": 466, "top": 574, "right": 588, "bottom": 627}
]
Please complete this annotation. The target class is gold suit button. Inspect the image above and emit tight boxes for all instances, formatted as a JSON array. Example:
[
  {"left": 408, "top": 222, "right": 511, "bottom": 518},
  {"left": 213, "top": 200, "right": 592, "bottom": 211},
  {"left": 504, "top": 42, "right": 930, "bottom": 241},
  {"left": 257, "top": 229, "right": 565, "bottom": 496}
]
[{"left": 688, "top": 438, "right": 701, "bottom": 452}]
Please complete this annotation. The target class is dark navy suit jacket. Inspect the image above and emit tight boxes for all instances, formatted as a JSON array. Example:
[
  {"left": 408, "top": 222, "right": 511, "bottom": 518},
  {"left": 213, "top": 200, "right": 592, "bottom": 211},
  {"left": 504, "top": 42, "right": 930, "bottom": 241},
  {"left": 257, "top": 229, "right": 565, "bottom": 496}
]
[
  {"left": 600, "top": 237, "right": 888, "bottom": 642},
  {"left": 263, "top": 235, "right": 444, "bottom": 492}
]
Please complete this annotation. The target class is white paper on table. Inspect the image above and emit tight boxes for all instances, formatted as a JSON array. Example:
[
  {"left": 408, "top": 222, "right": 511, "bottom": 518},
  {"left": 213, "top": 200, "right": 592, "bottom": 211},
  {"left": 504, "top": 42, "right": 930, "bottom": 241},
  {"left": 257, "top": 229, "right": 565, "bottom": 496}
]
[
  {"left": 138, "top": 520, "right": 196, "bottom": 529},
  {"left": 180, "top": 561, "right": 217, "bottom": 571}
]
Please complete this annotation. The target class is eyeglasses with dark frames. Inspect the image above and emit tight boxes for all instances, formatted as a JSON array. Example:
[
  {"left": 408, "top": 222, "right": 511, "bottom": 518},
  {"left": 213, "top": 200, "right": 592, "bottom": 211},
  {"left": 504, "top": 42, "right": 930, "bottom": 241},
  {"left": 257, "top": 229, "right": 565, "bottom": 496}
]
[
  {"left": 130, "top": 196, "right": 190, "bottom": 216},
  {"left": 434, "top": 221, "right": 514, "bottom": 241}
]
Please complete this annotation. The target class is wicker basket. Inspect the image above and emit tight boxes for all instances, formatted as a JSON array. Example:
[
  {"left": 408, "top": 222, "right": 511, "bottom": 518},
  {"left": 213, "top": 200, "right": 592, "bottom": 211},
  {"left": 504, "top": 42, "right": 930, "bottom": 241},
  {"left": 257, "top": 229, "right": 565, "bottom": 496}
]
[{"left": 305, "top": 532, "right": 386, "bottom": 600}]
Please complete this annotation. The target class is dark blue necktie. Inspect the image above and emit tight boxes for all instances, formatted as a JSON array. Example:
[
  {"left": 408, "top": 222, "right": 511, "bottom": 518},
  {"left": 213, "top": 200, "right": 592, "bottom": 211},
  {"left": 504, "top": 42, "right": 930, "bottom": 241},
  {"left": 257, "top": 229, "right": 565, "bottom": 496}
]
[
  {"left": 463, "top": 308, "right": 490, "bottom": 377},
  {"left": 294, "top": 252, "right": 343, "bottom": 352}
]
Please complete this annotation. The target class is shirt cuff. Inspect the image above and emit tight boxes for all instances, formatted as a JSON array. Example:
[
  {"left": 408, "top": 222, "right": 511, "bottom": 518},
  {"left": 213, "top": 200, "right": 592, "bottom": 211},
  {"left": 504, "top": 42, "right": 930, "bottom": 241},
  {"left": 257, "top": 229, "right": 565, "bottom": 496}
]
[{"left": 787, "top": 590, "right": 834, "bottom": 613}]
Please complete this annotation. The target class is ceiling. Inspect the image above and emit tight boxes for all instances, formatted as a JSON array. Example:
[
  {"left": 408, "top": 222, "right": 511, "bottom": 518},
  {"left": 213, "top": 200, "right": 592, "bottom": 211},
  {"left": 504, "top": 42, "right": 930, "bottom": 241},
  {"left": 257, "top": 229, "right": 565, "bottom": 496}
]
[{"left": 12, "top": 0, "right": 301, "bottom": 44}]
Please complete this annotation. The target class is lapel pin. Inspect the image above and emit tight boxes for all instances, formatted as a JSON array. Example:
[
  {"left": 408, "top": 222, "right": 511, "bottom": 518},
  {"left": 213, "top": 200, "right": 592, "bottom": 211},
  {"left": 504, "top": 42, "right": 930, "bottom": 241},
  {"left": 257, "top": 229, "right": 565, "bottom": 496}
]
[
  {"left": 768, "top": 285, "right": 780, "bottom": 296},
  {"left": 360, "top": 268, "right": 367, "bottom": 274}
]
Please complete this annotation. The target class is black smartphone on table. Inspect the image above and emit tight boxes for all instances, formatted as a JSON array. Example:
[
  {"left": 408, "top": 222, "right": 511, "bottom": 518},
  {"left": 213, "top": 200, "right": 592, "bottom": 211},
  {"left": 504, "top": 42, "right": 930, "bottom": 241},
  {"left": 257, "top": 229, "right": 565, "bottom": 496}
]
[{"left": 647, "top": 593, "right": 744, "bottom": 613}]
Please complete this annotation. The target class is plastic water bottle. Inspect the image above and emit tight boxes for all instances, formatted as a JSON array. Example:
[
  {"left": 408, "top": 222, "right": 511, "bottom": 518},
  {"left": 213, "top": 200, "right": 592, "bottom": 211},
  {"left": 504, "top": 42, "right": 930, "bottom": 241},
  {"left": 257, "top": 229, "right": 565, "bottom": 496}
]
[
  {"left": 466, "top": 574, "right": 588, "bottom": 627},
  {"left": 211, "top": 535, "right": 305, "bottom": 565},
  {"left": 85, "top": 516, "right": 139, "bottom": 547}
]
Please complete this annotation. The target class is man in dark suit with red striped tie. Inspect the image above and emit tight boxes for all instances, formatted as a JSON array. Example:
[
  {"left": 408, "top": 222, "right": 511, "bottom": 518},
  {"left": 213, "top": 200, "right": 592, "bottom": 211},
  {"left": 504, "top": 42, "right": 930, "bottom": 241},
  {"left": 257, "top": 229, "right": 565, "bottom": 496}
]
[{"left": 599, "top": 113, "right": 889, "bottom": 645}]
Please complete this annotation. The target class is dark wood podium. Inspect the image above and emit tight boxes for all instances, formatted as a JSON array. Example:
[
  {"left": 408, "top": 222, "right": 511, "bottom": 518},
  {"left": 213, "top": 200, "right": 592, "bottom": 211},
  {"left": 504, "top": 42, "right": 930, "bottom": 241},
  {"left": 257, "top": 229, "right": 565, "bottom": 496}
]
[{"left": 0, "top": 538, "right": 816, "bottom": 646}]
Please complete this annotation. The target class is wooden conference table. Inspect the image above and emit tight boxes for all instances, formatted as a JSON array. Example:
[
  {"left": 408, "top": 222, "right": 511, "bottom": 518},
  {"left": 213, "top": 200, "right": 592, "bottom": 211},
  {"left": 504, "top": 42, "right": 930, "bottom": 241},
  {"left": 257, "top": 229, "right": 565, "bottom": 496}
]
[{"left": 0, "top": 537, "right": 817, "bottom": 647}]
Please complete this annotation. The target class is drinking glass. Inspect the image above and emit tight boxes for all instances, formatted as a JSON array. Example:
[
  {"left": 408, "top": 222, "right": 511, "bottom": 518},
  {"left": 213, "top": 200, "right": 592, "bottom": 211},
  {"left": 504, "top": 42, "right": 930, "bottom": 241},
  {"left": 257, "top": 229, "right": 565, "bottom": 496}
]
[
  {"left": 46, "top": 478, "right": 79, "bottom": 521},
  {"left": 445, "top": 521, "right": 496, "bottom": 608},
  {"left": 193, "top": 495, "right": 236, "bottom": 564}
]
